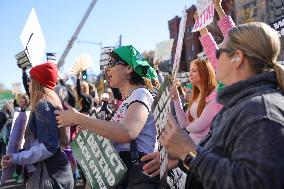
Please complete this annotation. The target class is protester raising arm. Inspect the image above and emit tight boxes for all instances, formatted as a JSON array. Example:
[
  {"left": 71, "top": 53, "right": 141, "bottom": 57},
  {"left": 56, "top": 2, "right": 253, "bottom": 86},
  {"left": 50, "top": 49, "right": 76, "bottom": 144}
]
[
  {"left": 22, "top": 69, "right": 30, "bottom": 97},
  {"left": 197, "top": 0, "right": 235, "bottom": 70}
]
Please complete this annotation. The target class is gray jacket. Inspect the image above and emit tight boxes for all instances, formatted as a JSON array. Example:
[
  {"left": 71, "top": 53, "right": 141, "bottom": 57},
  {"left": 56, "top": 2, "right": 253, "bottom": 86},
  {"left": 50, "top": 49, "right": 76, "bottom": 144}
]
[{"left": 189, "top": 72, "right": 284, "bottom": 189}]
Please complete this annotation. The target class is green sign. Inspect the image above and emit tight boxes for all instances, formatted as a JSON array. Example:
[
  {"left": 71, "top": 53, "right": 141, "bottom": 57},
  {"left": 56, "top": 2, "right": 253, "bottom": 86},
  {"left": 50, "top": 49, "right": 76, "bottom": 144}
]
[
  {"left": 71, "top": 130, "right": 127, "bottom": 189},
  {"left": 0, "top": 92, "right": 14, "bottom": 109}
]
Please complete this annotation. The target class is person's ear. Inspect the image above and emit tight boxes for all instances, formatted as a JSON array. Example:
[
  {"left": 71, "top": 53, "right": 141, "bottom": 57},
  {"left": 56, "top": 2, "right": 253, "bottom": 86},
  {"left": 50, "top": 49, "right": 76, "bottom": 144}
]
[
  {"left": 231, "top": 50, "right": 245, "bottom": 68},
  {"left": 127, "top": 65, "right": 133, "bottom": 73}
]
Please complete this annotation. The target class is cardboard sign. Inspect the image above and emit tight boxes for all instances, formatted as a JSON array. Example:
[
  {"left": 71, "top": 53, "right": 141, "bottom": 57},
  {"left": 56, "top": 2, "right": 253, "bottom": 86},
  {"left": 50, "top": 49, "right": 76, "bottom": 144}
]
[
  {"left": 152, "top": 77, "right": 172, "bottom": 179},
  {"left": 20, "top": 8, "right": 46, "bottom": 67},
  {"left": 270, "top": 17, "right": 284, "bottom": 37},
  {"left": 172, "top": 8, "right": 187, "bottom": 78},
  {"left": 71, "top": 130, "right": 127, "bottom": 189},
  {"left": 153, "top": 39, "right": 174, "bottom": 63},
  {"left": 100, "top": 46, "right": 115, "bottom": 70},
  {"left": 192, "top": 1, "right": 214, "bottom": 32}
]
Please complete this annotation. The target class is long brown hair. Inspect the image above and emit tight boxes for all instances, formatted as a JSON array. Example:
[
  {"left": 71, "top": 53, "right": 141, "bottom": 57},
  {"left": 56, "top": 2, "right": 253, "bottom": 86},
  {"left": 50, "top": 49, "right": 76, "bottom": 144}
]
[
  {"left": 29, "top": 79, "right": 69, "bottom": 147},
  {"left": 188, "top": 59, "right": 217, "bottom": 122}
]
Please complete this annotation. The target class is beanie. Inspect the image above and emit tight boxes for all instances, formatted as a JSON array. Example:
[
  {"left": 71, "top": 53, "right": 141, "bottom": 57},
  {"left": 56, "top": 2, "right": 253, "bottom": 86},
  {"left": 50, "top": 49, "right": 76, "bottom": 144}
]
[{"left": 30, "top": 62, "right": 58, "bottom": 90}]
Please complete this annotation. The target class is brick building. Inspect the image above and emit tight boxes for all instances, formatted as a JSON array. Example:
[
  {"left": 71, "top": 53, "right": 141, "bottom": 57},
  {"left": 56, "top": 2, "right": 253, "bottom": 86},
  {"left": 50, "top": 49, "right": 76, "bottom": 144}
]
[{"left": 165, "top": 0, "right": 235, "bottom": 72}]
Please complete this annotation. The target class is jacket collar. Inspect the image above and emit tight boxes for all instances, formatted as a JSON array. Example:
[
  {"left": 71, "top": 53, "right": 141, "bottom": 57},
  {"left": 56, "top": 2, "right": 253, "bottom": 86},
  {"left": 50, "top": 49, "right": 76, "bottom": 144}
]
[{"left": 217, "top": 72, "right": 279, "bottom": 108}]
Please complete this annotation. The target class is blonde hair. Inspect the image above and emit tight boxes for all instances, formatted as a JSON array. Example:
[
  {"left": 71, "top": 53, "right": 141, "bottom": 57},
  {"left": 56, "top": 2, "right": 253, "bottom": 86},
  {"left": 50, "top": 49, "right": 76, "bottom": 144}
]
[
  {"left": 29, "top": 79, "right": 69, "bottom": 147},
  {"left": 227, "top": 22, "right": 284, "bottom": 91}
]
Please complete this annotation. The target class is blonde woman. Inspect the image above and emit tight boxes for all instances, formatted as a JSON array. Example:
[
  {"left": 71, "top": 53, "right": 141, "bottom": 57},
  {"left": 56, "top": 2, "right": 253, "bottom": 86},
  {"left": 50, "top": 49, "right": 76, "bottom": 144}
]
[
  {"left": 1, "top": 62, "right": 73, "bottom": 189},
  {"left": 160, "top": 22, "right": 284, "bottom": 189}
]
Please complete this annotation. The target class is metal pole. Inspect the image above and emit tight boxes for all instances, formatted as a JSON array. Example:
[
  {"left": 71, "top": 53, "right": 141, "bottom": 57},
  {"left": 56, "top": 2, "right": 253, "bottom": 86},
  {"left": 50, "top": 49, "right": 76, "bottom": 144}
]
[{"left": 57, "top": 0, "right": 98, "bottom": 71}]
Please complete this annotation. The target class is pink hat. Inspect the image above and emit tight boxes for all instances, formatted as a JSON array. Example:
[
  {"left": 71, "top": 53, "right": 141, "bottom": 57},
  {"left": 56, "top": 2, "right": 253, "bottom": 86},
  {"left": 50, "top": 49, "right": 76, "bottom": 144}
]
[{"left": 30, "top": 62, "right": 58, "bottom": 90}]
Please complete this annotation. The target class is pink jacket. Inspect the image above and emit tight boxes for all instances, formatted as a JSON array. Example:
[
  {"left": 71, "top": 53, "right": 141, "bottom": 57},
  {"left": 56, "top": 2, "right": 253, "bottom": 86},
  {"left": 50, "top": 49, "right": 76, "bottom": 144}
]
[
  {"left": 173, "top": 16, "right": 235, "bottom": 144},
  {"left": 199, "top": 15, "right": 235, "bottom": 71},
  {"left": 174, "top": 92, "right": 223, "bottom": 144}
]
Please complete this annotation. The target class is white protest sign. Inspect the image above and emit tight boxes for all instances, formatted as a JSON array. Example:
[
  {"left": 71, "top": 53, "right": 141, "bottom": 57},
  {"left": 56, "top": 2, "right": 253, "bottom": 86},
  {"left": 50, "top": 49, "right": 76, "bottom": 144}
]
[
  {"left": 192, "top": 0, "right": 214, "bottom": 32},
  {"left": 172, "top": 8, "right": 187, "bottom": 78},
  {"left": 177, "top": 72, "right": 190, "bottom": 85},
  {"left": 152, "top": 77, "right": 172, "bottom": 180},
  {"left": 154, "top": 39, "right": 174, "bottom": 63},
  {"left": 20, "top": 8, "right": 46, "bottom": 67},
  {"left": 100, "top": 46, "right": 115, "bottom": 70},
  {"left": 270, "top": 16, "right": 284, "bottom": 37}
]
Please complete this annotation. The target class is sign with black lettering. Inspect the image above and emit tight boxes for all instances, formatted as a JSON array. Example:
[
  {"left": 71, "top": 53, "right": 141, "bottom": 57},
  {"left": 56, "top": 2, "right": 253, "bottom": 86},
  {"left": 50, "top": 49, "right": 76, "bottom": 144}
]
[
  {"left": 270, "top": 16, "right": 284, "bottom": 37},
  {"left": 71, "top": 130, "right": 127, "bottom": 189},
  {"left": 152, "top": 77, "right": 172, "bottom": 180}
]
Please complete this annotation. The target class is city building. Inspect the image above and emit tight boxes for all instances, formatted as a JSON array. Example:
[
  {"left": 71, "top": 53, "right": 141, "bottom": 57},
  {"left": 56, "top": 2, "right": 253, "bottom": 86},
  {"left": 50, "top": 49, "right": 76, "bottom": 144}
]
[
  {"left": 165, "top": 0, "right": 235, "bottom": 73},
  {"left": 235, "top": 0, "right": 284, "bottom": 60}
]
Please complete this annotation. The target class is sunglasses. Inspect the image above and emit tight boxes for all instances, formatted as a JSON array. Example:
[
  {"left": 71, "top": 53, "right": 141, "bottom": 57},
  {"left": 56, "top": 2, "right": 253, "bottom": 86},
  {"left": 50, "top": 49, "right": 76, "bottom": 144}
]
[
  {"left": 216, "top": 48, "right": 235, "bottom": 59},
  {"left": 107, "top": 60, "right": 127, "bottom": 68}
]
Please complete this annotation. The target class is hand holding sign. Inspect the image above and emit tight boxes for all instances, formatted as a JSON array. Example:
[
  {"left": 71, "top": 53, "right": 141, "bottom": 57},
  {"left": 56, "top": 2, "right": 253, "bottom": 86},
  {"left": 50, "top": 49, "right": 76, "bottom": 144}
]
[
  {"left": 141, "top": 152, "right": 160, "bottom": 177},
  {"left": 160, "top": 113, "right": 196, "bottom": 160}
]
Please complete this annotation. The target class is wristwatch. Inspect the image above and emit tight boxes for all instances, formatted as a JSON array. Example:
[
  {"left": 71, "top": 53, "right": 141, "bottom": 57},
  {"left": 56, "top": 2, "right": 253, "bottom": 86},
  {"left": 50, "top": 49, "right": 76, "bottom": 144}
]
[{"left": 180, "top": 151, "right": 197, "bottom": 171}]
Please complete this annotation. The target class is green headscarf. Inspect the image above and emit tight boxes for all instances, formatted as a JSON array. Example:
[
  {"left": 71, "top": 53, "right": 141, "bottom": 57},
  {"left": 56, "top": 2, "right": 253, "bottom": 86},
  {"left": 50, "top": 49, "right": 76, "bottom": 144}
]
[{"left": 114, "top": 45, "right": 157, "bottom": 80}]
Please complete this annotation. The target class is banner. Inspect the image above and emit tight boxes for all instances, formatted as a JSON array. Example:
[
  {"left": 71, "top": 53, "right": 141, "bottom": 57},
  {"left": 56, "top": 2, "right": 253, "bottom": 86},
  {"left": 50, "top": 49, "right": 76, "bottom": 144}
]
[
  {"left": 100, "top": 47, "right": 115, "bottom": 70},
  {"left": 71, "top": 130, "right": 127, "bottom": 189},
  {"left": 20, "top": 8, "right": 46, "bottom": 67},
  {"left": 270, "top": 16, "right": 284, "bottom": 37},
  {"left": 192, "top": 0, "right": 214, "bottom": 32},
  {"left": 153, "top": 39, "right": 174, "bottom": 63},
  {"left": 172, "top": 8, "right": 188, "bottom": 78},
  {"left": 1, "top": 111, "right": 30, "bottom": 184},
  {"left": 152, "top": 77, "right": 172, "bottom": 180}
]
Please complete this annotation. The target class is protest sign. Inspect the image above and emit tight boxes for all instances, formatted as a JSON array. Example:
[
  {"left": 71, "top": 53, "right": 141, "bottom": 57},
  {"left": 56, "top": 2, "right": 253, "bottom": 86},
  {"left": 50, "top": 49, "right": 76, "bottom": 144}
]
[
  {"left": 270, "top": 16, "right": 284, "bottom": 37},
  {"left": 192, "top": 0, "right": 214, "bottom": 32},
  {"left": 1, "top": 111, "right": 30, "bottom": 185},
  {"left": 167, "top": 167, "right": 187, "bottom": 189},
  {"left": 152, "top": 77, "right": 172, "bottom": 180},
  {"left": 153, "top": 39, "right": 174, "bottom": 63},
  {"left": 177, "top": 72, "right": 190, "bottom": 85},
  {"left": 71, "top": 130, "right": 127, "bottom": 189},
  {"left": 20, "top": 8, "right": 46, "bottom": 67},
  {"left": 100, "top": 47, "right": 115, "bottom": 70},
  {"left": 172, "top": 8, "right": 187, "bottom": 78},
  {"left": 0, "top": 92, "right": 14, "bottom": 109}
]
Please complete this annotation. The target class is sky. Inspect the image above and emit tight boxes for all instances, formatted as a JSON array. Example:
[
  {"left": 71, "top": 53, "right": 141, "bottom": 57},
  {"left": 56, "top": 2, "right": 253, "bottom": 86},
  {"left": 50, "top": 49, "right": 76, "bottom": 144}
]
[{"left": 0, "top": 0, "right": 196, "bottom": 92}]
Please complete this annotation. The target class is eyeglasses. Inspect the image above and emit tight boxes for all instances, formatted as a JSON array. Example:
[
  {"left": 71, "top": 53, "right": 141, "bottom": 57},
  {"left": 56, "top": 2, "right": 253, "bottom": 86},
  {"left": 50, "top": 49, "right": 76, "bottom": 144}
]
[
  {"left": 107, "top": 60, "right": 127, "bottom": 68},
  {"left": 216, "top": 48, "right": 235, "bottom": 59}
]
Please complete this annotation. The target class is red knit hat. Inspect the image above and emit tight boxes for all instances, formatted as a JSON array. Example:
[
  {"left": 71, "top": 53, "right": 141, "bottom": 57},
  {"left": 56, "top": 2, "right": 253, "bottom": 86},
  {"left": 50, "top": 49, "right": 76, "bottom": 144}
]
[{"left": 30, "top": 62, "right": 58, "bottom": 90}]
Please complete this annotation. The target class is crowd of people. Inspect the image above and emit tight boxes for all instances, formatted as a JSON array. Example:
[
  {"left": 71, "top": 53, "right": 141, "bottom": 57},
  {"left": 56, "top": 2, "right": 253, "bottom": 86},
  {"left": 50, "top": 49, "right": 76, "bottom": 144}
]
[{"left": 0, "top": 0, "right": 284, "bottom": 188}]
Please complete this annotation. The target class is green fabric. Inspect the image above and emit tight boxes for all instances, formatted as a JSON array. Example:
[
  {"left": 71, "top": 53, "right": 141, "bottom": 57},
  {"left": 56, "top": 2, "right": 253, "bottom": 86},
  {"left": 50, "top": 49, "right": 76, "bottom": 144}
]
[
  {"left": 186, "top": 83, "right": 192, "bottom": 90},
  {"left": 114, "top": 45, "right": 157, "bottom": 79},
  {"left": 217, "top": 81, "right": 225, "bottom": 92}
]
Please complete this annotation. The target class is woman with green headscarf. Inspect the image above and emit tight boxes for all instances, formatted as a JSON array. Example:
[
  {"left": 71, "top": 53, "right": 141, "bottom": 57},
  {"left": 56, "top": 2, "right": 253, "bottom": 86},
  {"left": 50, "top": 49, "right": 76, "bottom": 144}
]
[{"left": 55, "top": 45, "right": 162, "bottom": 188}]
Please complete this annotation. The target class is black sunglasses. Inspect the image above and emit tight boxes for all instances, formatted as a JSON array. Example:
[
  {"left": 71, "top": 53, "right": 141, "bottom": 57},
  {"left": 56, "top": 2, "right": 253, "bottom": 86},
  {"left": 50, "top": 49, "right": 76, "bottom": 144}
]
[
  {"left": 216, "top": 48, "right": 235, "bottom": 59},
  {"left": 107, "top": 60, "right": 127, "bottom": 68}
]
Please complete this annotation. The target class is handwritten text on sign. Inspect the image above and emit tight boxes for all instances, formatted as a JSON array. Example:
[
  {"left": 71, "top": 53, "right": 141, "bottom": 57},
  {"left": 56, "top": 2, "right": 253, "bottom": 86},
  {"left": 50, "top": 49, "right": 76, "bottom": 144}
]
[
  {"left": 192, "top": 2, "right": 214, "bottom": 32},
  {"left": 71, "top": 130, "right": 127, "bottom": 189}
]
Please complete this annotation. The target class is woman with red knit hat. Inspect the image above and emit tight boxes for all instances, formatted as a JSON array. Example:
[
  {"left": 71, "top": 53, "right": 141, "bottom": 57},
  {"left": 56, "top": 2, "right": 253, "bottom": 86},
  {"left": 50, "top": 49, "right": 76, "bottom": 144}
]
[{"left": 1, "top": 62, "right": 74, "bottom": 189}]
